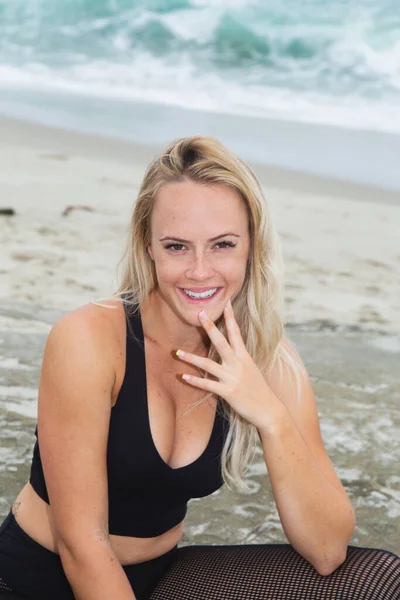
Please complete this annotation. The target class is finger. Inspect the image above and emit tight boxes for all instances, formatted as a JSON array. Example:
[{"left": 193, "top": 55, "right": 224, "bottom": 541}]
[
  {"left": 181, "top": 373, "right": 225, "bottom": 396},
  {"left": 224, "top": 299, "right": 248, "bottom": 356},
  {"left": 176, "top": 350, "right": 225, "bottom": 379},
  {"left": 198, "top": 310, "right": 233, "bottom": 363}
]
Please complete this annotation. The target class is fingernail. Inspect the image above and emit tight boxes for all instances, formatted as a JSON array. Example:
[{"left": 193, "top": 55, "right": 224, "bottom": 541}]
[
  {"left": 176, "top": 349, "right": 185, "bottom": 357},
  {"left": 226, "top": 299, "right": 231, "bottom": 309},
  {"left": 198, "top": 310, "right": 206, "bottom": 321}
]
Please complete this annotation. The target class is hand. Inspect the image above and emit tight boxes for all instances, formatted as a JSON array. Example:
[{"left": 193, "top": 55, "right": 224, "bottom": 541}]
[{"left": 176, "top": 299, "right": 282, "bottom": 432}]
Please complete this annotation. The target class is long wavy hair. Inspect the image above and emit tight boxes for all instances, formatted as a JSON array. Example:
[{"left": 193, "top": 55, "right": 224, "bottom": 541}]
[{"left": 114, "top": 136, "right": 305, "bottom": 493}]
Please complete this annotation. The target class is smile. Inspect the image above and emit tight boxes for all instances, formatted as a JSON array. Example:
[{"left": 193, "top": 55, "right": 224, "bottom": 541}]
[
  {"left": 178, "top": 287, "right": 222, "bottom": 303},
  {"left": 183, "top": 288, "right": 218, "bottom": 299}
]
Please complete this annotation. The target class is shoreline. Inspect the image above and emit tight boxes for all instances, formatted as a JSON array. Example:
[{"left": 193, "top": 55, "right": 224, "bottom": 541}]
[
  {"left": 1, "top": 113, "right": 399, "bottom": 207},
  {"left": 1, "top": 87, "right": 400, "bottom": 192},
  {"left": 1, "top": 112, "right": 399, "bottom": 335}
]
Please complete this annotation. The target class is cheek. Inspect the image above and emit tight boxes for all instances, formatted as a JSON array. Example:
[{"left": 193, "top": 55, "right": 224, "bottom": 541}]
[
  {"left": 153, "top": 257, "right": 182, "bottom": 282},
  {"left": 216, "top": 255, "right": 248, "bottom": 280}
]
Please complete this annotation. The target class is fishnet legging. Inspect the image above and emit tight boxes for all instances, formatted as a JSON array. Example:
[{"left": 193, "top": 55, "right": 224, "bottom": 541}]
[
  {"left": 151, "top": 545, "right": 400, "bottom": 600},
  {"left": 0, "top": 545, "right": 399, "bottom": 599}
]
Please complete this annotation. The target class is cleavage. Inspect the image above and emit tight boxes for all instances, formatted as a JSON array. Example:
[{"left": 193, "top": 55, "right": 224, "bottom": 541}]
[{"left": 145, "top": 351, "right": 217, "bottom": 469}]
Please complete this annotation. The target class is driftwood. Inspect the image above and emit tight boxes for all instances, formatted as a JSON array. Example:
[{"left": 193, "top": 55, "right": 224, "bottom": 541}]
[
  {"left": 0, "top": 208, "right": 15, "bottom": 216},
  {"left": 61, "top": 205, "right": 94, "bottom": 217}
]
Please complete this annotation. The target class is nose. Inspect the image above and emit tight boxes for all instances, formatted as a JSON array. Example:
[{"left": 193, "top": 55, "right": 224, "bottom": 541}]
[{"left": 185, "top": 250, "right": 215, "bottom": 281}]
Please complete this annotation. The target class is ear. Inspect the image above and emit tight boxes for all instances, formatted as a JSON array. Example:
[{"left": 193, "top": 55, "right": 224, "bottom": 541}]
[{"left": 147, "top": 245, "right": 154, "bottom": 260}]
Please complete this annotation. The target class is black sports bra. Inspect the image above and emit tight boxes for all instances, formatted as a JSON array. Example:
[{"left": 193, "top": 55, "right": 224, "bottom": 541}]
[{"left": 29, "top": 302, "right": 227, "bottom": 537}]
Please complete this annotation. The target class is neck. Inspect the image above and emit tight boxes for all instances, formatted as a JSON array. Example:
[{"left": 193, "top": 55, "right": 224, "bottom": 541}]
[{"left": 140, "top": 292, "right": 210, "bottom": 355}]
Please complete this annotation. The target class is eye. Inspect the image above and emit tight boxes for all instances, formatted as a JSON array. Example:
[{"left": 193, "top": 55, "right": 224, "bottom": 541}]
[
  {"left": 164, "top": 241, "right": 236, "bottom": 252},
  {"left": 215, "top": 241, "right": 236, "bottom": 249},
  {"left": 164, "top": 243, "right": 186, "bottom": 251}
]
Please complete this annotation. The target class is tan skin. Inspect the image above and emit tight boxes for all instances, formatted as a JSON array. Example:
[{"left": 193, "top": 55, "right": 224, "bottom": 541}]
[{"left": 11, "top": 180, "right": 354, "bottom": 589}]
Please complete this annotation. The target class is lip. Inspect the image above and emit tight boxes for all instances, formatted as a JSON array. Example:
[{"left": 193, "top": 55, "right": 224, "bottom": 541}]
[
  {"left": 178, "top": 287, "right": 222, "bottom": 304},
  {"left": 179, "top": 285, "right": 219, "bottom": 294}
]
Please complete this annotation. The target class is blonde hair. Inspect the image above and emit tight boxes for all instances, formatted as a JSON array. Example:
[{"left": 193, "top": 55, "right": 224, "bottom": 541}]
[{"left": 114, "top": 136, "right": 305, "bottom": 493}]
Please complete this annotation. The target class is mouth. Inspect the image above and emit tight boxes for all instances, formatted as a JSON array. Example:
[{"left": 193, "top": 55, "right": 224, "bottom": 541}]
[{"left": 178, "top": 287, "right": 222, "bottom": 304}]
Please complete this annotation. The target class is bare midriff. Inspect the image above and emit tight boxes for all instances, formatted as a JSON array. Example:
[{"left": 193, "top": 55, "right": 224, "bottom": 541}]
[{"left": 12, "top": 483, "right": 184, "bottom": 566}]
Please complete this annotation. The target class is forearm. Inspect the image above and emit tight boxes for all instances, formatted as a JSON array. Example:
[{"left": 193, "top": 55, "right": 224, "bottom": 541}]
[
  {"left": 259, "top": 406, "right": 355, "bottom": 574},
  {"left": 59, "top": 539, "right": 136, "bottom": 600}
]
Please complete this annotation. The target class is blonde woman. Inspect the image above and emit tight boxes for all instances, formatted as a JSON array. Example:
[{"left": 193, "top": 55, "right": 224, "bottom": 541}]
[{"left": 0, "top": 137, "right": 398, "bottom": 600}]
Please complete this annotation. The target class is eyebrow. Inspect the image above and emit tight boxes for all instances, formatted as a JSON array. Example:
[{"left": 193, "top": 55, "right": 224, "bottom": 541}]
[{"left": 159, "top": 233, "right": 241, "bottom": 243}]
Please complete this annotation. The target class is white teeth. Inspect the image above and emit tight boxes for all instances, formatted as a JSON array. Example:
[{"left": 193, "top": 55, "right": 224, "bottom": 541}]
[{"left": 183, "top": 288, "right": 218, "bottom": 299}]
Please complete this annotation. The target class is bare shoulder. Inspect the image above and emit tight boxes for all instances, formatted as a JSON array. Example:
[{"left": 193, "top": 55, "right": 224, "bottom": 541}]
[
  {"left": 45, "top": 297, "right": 126, "bottom": 396},
  {"left": 52, "top": 296, "right": 125, "bottom": 343}
]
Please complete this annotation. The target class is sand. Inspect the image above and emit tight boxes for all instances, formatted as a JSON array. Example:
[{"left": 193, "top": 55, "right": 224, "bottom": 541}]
[
  {"left": 1, "top": 115, "right": 399, "bottom": 334},
  {"left": 1, "top": 115, "right": 400, "bottom": 554}
]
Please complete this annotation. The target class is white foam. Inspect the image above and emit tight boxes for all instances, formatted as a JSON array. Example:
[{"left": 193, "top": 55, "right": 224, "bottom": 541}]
[
  {"left": 337, "top": 467, "right": 363, "bottom": 482},
  {"left": 189, "top": 523, "right": 209, "bottom": 535},
  {"left": 367, "top": 336, "right": 400, "bottom": 353},
  {"left": 0, "top": 357, "right": 35, "bottom": 371},
  {"left": 1, "top": 58, "right": 400, "bottom": 134},
  {"left": 1, "top": 400, "right": 37, "bottom": 419},
  {"left": 246, "top": 461, "right": 267, "bottom": 476},
  {"left": 0, "top": 386, "right": 37, "bottom": 401},
  {"left": 233, "top": 505, "right": 254, "bottom": 518},
  {"left": 0, "top": 386, "right": 38, "bottom": 419}
]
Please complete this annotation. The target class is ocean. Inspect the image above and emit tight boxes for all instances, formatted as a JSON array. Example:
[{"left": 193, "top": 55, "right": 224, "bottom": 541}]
[{"left": 0, "top": 0, "right": 399, "bottom": 187}]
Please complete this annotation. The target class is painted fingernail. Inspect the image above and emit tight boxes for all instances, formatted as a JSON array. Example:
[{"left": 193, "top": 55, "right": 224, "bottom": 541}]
[
  {"left": 225, "top": 299, "right": 231, "bottom": 309},
  {"left": 198, "top": 310, "right": 206, "bottom": 321},
  {"left": 182, "top": 374, "right": 190, "bottom": 381},
  {"left": 176, "top": 349, "right": 185, "bottom": 357}
]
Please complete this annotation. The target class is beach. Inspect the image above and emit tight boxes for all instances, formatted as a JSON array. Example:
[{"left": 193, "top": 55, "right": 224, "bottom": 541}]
[
  {"left": 1, "top": 113, "right": 399, "bottom": 333},
  {"left": 1, "top": 0, "right": 400, "bottom": 577},
  {"left": 1, "top": 111, "right": 400, "bottom": 555}
]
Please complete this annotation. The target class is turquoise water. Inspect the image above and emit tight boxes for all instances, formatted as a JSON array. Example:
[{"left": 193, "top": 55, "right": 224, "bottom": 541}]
[{"left": 1, "top": 0, "right": 399, "bottom": 131}]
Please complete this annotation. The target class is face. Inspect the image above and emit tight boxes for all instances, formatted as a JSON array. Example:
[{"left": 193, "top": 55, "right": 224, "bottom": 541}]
[{"left": 147, "top": 179, "right": 251, "bottom": 325}]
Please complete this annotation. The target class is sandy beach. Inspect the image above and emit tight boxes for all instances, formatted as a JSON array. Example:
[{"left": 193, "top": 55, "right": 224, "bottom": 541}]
[
  {"left": 1, "top": 116, "right": 400, "bottom": 554},
  {"left": 1, "top": 115, "right": 399, "bottom": 334},
  {"left": 1, "top": 0, "right": 400, "bottom": 560}
]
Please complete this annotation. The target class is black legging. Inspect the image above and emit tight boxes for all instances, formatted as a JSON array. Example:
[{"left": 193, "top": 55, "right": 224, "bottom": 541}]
[{"left": 1, "top": 544, "right": 399, "bottom": 600}]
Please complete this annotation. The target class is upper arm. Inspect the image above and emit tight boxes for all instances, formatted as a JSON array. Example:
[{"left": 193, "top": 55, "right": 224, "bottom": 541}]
[
  {"left": 37, "top": 306, "right": 116, "bottom": 552},
  {"left": 266, "top": 339, "right": 348, "bottom": 497}
]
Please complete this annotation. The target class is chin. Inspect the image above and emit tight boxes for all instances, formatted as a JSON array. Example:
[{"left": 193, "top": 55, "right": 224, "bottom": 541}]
[{"left": 181, "top": 301, "right": 229, "bottom": 326}]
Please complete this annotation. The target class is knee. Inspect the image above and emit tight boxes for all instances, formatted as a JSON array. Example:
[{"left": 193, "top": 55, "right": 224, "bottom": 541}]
[{"left": 344, "top": 546, "right": 400, "bottom": 597}]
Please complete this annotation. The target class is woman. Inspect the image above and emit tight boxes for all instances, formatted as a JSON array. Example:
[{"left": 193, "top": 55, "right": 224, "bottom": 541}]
[{"left": 0, "top": 136, "right": 398, "bottom": 600}]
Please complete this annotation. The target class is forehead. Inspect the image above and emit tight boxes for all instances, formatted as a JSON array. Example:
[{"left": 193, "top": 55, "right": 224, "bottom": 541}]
[{"left": 151, "top": 180, "right": 248, "bottom": 233}]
